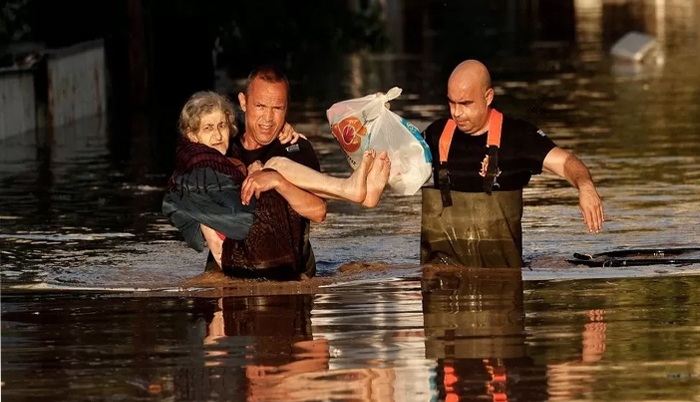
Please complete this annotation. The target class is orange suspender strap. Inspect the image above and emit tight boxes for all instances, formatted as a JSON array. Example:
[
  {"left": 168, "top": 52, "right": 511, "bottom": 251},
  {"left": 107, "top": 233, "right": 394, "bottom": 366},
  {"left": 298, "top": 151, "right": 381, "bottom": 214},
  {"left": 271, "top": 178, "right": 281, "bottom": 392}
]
[
  {"left": 439, "top": 119, "right": 457, "bottom": 163},
  {"left": 439, "top": 109, "right": 504, "bottom": 163},
  {"left": 487, "top": 109, "right": 503, "bottom": 148}
]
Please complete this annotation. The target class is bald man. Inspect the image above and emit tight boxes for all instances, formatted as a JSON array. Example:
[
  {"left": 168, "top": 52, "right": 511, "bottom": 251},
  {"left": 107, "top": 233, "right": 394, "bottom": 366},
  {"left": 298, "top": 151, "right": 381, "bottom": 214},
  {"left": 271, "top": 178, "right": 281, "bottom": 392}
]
[{"left": 420, "top": 60, "right": 604, "bottom": 268}]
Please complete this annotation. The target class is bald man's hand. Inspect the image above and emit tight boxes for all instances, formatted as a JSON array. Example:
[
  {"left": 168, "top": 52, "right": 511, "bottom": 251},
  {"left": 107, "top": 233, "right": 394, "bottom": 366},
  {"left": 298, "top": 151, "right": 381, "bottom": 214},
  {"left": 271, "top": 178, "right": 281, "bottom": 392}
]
[{"left": 578, "top": 184, "right": 604, "bottom": 233}]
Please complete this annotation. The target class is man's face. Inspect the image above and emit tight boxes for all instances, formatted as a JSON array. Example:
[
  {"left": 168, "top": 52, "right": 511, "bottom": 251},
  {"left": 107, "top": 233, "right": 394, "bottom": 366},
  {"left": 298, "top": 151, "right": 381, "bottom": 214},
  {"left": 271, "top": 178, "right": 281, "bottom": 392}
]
[
  {"left": 238, "top": 79, "right": 288, "bottom": 147},
  {"left": 447, "top": 80, "right": 492, "bottom": 134},
  {"left": 187, "top": 109, "right": 229, "bottom": 155}
]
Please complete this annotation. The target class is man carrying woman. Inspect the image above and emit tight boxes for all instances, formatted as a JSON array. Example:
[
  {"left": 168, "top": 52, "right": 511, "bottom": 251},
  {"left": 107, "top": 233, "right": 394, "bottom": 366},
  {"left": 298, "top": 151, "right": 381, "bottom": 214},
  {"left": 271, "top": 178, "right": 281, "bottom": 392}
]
[{"left": 163, "top": 76, "right": 390, "bottom": 280}]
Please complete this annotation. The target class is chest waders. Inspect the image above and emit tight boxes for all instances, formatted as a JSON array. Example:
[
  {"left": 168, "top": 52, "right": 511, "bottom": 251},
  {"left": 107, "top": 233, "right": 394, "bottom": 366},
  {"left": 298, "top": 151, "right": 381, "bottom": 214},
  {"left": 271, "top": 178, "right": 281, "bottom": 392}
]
[{"left": 420, "top": 109, "right": 524, "bottom": 268}]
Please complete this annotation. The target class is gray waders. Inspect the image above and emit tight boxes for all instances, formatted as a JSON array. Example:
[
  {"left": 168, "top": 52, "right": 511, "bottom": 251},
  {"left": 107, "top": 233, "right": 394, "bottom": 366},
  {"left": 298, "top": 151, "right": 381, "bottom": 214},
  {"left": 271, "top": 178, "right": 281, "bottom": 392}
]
[
  {"left": 420, "top": 110, "right": 524, "bottom": 268},
  {"left": 421, "top": 189, "right": 523, "bottom": 268}
]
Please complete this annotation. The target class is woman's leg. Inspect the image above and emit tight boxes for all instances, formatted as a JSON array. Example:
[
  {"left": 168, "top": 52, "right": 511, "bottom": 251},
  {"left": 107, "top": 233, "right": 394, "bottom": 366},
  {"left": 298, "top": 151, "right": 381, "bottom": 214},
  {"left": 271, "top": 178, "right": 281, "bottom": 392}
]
[
  {"left": 263, "top": 151, "right": 374, "bottom": 203},
  {"left": 263, "top": 150, "right": 390, "bottom": 206},
  {"left": 361, "top": 150, "right": 391, "bottom": 208},
  {"left": 200, "top": 224, "right": 223, "bottom": 269}
]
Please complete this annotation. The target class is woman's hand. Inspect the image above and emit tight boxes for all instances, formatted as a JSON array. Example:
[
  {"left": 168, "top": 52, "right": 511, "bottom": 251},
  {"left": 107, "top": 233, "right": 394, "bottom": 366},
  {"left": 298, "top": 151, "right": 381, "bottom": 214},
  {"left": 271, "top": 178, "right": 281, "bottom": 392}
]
[
  {"left": 278, "top": 122, "right": 307, "bottom": 144},
  {"left": 247, "top": 160, "right": 264, "bottom": 174}
]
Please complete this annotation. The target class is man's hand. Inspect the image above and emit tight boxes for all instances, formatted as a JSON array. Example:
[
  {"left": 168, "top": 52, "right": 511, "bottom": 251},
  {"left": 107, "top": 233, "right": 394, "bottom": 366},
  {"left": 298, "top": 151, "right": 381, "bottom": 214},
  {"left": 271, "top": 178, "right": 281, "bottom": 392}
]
[
  {"left": 579, "top": 184, "right": 604, "bottom": 233},
  {"left": 241, "top": 170, "right": 284, "bottom": 205},
  {"left": 227, "top": 157, "right": 248, "bottom": 176},
  {"left": 278, "top": 122, "right": 307, "bottom": 145}
]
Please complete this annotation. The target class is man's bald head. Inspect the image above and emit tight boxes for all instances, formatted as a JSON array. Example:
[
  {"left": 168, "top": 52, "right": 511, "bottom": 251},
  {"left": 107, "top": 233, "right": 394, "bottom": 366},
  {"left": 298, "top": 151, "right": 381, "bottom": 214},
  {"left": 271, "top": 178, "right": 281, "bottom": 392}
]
[{"left": 448, "top": 60, "right": 492, "bottom": 94}]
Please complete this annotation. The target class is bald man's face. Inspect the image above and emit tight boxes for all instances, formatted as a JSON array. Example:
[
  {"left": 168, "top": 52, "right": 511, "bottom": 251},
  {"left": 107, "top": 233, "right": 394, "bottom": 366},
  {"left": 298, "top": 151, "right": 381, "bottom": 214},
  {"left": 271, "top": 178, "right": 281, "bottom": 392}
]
[{"left": 447, "top": 78, "right": 493, "bottom": 134}]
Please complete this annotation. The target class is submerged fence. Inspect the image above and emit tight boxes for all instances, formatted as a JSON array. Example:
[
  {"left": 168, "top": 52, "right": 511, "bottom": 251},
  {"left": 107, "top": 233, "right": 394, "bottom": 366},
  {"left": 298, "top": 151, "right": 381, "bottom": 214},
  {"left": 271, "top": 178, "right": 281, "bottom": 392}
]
[{"left": 0, "top": 39, "right": 107, "bottom": 141}]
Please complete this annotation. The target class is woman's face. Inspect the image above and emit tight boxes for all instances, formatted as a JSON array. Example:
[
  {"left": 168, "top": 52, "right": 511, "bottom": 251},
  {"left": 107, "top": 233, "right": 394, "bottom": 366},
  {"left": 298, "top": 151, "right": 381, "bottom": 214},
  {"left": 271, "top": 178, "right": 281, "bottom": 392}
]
[{"left": 187, "top": 109, "right": 230, "bottom": 155}]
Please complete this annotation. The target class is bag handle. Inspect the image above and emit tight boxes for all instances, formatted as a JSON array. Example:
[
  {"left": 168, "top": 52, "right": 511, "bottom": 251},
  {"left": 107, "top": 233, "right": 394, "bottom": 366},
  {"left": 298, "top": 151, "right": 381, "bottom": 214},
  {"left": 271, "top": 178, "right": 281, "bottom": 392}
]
[{"left": 363, "top": 87, "right": 403, "bottom": 122}]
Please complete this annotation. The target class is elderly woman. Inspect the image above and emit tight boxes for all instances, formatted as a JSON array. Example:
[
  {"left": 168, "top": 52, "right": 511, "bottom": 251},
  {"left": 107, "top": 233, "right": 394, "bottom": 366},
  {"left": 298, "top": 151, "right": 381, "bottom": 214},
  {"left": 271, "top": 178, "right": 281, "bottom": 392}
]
[{"left": 163, "top": 91, "right": 390, "bottom": 280}]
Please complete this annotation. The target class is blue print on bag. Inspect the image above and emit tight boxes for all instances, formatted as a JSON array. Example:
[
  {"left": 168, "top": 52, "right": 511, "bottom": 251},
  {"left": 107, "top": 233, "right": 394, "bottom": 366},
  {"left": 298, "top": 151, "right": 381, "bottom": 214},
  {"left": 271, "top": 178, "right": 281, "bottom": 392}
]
[{"left": 400, "top": 117, "right": 433, "bottom": 163}]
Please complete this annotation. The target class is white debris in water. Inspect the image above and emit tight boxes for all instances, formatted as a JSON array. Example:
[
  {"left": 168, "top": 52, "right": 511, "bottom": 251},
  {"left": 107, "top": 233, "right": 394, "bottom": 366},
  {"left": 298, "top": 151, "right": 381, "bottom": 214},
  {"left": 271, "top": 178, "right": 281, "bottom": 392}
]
[
  {"left": 151, "top": 224, "right": 179, "bottom": 232},
  {"left": 9, "top": 281, "right": 212, "bottom": 293},
  {"left": 0, "top": 233, "right": 135, "bottom": 241},
  {"left": 120, "top": 184, "right": 164, "bottom": 192},
  {"left": 611, "top": 32, "right": 658, "bottom": 62}
]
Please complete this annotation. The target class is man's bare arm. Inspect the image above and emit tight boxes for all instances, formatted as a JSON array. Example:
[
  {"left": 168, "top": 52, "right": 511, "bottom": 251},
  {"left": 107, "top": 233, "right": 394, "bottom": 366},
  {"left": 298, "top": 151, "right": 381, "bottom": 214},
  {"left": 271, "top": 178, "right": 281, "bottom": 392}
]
[
  {"left": 241, "top": 170, "right": 327, "bottom": 223},
  {"left": 543, "top": 147, "right": 604, "bottom": 233}
]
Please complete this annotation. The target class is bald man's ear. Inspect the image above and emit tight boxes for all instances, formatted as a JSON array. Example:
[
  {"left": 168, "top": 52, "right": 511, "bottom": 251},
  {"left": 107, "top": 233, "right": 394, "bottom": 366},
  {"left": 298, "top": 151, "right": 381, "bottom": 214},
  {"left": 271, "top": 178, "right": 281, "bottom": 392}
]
[{"left": 485, "top": 88, "right": 494, "bottom": 107}]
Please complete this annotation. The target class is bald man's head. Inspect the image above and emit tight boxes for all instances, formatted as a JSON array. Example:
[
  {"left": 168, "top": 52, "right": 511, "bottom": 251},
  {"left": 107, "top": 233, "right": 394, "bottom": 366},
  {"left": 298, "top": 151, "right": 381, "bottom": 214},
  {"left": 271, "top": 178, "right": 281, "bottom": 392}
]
[
  {"left": 446, "top": 60, "right": 494, "bottom": 135},
  {"left": 448, "top": 60, "right": 492, "bottom": 96}
]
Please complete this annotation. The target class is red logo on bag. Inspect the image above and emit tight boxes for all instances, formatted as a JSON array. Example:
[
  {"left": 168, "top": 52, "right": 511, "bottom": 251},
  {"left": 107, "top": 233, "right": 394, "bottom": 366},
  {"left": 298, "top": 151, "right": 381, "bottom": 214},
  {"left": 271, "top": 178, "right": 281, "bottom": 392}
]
[
  {"left": 332, "top": 117, "right": 367, "bottom": 153},
  {"left": 479, "top": 155, "right": 490, "bottom": 177}
]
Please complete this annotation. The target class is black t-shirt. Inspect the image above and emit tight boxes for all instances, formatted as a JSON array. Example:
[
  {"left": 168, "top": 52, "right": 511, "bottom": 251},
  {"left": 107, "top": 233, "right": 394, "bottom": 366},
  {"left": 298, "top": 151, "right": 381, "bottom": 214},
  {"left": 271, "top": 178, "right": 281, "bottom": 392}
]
[
  {"left": 423, "top": 116, "right": 556, "bottom": 192},
  {"left": 228, "top": 135, "right": 322, "bottom": 277},
  {"left": 229, "top": 135, "right": 321, "bottom": 171}
]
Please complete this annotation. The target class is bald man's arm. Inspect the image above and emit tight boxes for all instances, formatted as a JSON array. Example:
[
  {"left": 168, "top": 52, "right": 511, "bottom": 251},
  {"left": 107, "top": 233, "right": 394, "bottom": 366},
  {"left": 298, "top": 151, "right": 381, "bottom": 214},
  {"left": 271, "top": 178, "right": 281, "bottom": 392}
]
[{"left": 543, "top": 147, "right": 604, "bottom": 233}]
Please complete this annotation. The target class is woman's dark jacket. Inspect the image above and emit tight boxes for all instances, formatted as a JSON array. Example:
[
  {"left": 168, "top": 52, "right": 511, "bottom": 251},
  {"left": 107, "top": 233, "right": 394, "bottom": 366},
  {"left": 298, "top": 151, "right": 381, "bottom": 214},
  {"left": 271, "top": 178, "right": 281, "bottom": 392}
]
[{"left": 162, "top": 139, "right": 306, "bottom": 279}]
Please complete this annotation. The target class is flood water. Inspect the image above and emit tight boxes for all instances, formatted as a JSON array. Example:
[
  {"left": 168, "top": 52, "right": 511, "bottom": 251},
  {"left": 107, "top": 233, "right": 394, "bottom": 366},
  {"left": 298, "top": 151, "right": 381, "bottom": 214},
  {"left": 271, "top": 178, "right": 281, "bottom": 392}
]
[{"left": 2, "top": 1, "right": 700, "bottom": 400}]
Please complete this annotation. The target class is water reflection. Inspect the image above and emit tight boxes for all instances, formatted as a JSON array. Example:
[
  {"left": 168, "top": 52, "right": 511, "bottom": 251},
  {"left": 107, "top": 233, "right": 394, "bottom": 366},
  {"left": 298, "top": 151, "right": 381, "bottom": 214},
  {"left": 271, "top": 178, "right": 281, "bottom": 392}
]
[
  {"left": 2, "top": 274, "right": 699, "bottom": 401},
  {"left": 420, "top": 268, "right": 623, "bottom": 402},
  {"left": 191, "top": 293, "right": 401, "bottom": 402},
  {"left": 422, "top": 268, "right": 548, "bottom": 402},
  {"left": 527, "top": 275, "right": 700, "bottom": 401},
  {"left": 546, "top": 309, "right": 608, "bottom": 401},
  {"left": 224, "top": 296, "right": 323, "bottom": 401},
  {"left": 2, "top": 0, "right": 700, "bottom": 286}
]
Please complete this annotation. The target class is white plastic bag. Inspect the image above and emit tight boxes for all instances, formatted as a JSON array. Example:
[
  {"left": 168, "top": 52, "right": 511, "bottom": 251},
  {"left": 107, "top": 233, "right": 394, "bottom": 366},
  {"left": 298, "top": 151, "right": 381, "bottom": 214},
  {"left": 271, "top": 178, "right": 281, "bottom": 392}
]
[{"left": 326, "top": 87, "right": 433, "bottom": 196}]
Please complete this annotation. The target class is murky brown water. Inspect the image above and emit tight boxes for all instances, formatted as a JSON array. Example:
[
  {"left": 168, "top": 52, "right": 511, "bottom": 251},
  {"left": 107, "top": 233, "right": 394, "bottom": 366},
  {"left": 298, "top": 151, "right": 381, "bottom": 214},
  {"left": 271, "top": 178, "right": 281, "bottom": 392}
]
[
  {"left": 2, "top": 271, "right": 699, "bottom": 401},
  {"left": 2, "top": 1, "right": 700, "bottom": 400}
]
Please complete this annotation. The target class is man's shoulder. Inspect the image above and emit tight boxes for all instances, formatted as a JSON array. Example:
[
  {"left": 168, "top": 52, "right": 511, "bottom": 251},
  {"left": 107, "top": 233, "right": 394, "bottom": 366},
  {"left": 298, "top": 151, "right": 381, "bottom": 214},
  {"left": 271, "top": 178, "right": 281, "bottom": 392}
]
[
  {"left": 279, "top": 138, "right": 321, "bottom": 171},
  {"left": 500, "top": 113, "right": 556, "bottom": 157},
  {"left": 282, "top": 137, "right": 317, "bottom": 156},
  {"left": 502, "top": 114, "right": 541, "bottom": 136}
]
